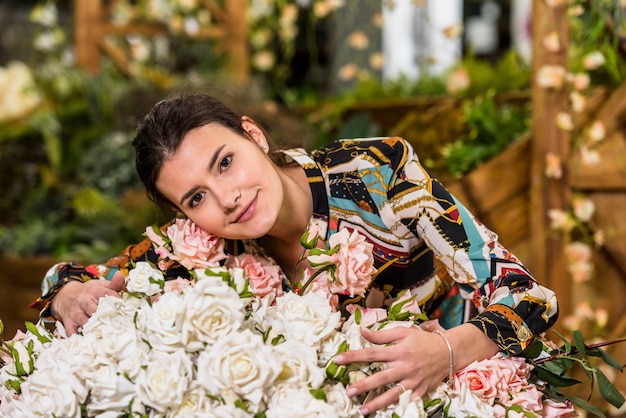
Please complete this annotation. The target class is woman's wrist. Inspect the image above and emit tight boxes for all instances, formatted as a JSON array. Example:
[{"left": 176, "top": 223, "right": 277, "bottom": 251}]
[
  {"left": 434, "top": 330, "right": 454, "bottom": 386},
  {"left": 442, "top": 324, "right": 500, "bottom": 377}
]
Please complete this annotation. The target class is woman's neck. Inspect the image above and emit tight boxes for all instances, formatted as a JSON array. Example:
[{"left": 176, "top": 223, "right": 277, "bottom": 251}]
[{"left": 260, "top": 164, "right": 313, "bottom": 281}]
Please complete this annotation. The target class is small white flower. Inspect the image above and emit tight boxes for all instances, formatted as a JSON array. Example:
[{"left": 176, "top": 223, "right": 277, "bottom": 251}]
[
  {"left": 583, "top": 51, "right": 605, "bottom": 70},
  {"left": 126, "top": 261, "right": 164, "bottom": 296}
]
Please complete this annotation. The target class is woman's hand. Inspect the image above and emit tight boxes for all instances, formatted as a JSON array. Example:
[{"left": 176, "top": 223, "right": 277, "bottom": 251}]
[
  {"left": 333, "top": 323, "right": 500, "bottom": 416},
  {"left": 50, "top": 271, "right": 126, "bottom": 335},
  {"left": 333, "top": 325, "right": 450, "bottom": 415}
]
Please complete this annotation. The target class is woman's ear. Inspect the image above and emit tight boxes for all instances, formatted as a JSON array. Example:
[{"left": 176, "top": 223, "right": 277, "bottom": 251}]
[{"left": 241, "top": 116, "right": 268, "bottom": 151}]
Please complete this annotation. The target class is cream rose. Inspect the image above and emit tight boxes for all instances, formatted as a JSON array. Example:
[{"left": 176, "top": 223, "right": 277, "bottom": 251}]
[
  {"left": 126, "top": 261, "right": 164, "bottom": 296},
  {"left": 265, "top": 291, "right": 342, "bottom": 348},
  {"left": 196, "top": 329, "right": 281, "bottom": 405},
  {"left": 135, "top": 349, "right": 193, "bottom": 412},
  {"left": 179, "top": 275, "right": 246, "bottom": 352}
]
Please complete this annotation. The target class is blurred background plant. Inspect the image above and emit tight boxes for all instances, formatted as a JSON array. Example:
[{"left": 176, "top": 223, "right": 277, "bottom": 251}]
[{"left": 0, "top": 0, "right": 625, "bottom": 262}]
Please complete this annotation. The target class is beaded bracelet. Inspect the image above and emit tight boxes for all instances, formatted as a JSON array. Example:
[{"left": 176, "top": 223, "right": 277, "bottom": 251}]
[{"left": 434, "top": 330, "right": 454, "bottom": 387}]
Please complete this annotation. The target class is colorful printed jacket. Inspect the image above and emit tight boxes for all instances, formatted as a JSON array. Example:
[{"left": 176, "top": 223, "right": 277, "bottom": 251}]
[{"left": 32, "top": 137, "right": 558, "bottom": 355}]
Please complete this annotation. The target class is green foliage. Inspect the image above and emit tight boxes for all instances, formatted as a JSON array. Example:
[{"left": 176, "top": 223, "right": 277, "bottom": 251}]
[
  {"left": 442, "top": 90, "right": 530, "bottom": 177},
  {"left": 569, "top": 0, "right": 626, "bottom": 86},
  {"left": 523, "top": 331, "right": 626, "bottom": 418}
]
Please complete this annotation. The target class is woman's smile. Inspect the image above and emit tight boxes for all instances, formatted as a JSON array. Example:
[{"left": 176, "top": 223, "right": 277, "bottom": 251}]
[{"left": 233, "top": 192, "right": 258, "bottom": 224}]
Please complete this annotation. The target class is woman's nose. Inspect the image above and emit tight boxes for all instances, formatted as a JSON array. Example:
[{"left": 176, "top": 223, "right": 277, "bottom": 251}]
[{"left": 217, "top": 187, "right": 240, "bottom": 210}]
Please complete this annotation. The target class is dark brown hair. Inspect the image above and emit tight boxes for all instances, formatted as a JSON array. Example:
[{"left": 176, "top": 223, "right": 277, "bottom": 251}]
[{"left": 132, "top": 93, "right": 290, "bottom": 211}]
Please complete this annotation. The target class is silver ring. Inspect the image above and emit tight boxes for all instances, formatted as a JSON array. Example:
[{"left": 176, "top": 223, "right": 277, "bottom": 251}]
[{"left": 395, "top": 383, "right": 407, "bottom": 394}]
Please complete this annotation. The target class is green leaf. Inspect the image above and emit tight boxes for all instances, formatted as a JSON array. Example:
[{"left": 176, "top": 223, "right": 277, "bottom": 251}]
[
  {"left": 543, "top": 357, "right": 574, "bottom": 375},
  {"left": 573, "top": 330, "right": 588, "bottom": 362},
  {"left": 505, "top": 404, "right": 537, "bottom": 417},
  {"left": 568, "top": 394, "right": 607, "bottom": 418},
  {"left": 25, "top": 321, "right": 52, "bottom": 344},
  {"left": 309, "top": 388, "right": 327, "bottom": 401},
  {"left": 587, "top": 348, "right": 624, "bottom": 372},
  {"left": 521, "top": 338, "right": 545, "bottom": 359},
  {"left": 596, "top": 367, "right": 626, "bottom": 409},
  {"left": 533, "top": 366, "right": 581, "bottom": 387}
]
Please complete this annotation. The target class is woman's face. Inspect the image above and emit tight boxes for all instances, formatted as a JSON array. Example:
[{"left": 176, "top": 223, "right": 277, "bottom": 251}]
[{"left": 156, "top": 120, "right": 285, "bottom": 240}]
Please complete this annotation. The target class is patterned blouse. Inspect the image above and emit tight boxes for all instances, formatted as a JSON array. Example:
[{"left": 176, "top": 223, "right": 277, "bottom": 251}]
[{"left": 31, "top": 137, "right": 558, "bottom": 355}]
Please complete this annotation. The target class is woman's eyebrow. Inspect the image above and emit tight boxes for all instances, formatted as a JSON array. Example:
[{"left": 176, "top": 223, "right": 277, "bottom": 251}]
[
  {"left": 209, "top": 144, "right": 227, "bottom": 171},
  {"left": 178, "top": 144, "right": 227, "bottom": 205}
]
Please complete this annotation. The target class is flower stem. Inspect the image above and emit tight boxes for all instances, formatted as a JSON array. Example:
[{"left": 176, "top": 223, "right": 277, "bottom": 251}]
[
  {"left": 299, "top": 267, "right": 328, "bottom": 295},
  {"left": 534, "top": 336, "right": 626, "bottom": 365}
]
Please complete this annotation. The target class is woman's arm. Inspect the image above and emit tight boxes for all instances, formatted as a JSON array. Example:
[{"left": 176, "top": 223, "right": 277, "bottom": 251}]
[{"left": 389, "top": 138, "right": 559, "bottom": 354}]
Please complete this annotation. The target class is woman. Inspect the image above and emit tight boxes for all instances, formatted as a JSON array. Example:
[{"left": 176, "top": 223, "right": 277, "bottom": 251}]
[{"left": 32, "top": 93, "right": 558, "bottom": 415}]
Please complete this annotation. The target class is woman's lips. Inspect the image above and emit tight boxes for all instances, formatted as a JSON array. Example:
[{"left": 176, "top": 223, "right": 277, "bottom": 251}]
[{"left": 234, "top": 194, "right": 257, "bottom": 223}]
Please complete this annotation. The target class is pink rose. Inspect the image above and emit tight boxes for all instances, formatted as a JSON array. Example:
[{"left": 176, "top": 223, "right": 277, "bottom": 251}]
[
  {"left": 150, "top": 277, "right": 192, "bottom": 303},
  {"left": 0, "top": 329, "right": 27, "bottom": 364},
  {"left": 454, "top": 354, "right": 534, "bottom": 407},
  {"left": 225, "top": 254, "right": 285, "bottom": 298},
  {"left": 454, "top": 362, "right": 500, "bottom": 404},
  {"left": 506, "top": 383, "right": 543, "bottom": 414},
  {"left": 145, "top": 225, "right": 177, "bottom": 262},
  {"left": 308, "top": 228, "right": 376, "bottom": 297},
  {"left": 304, "top": 269, "right": 339, "bottom": 311},
  {"left": 300, "top": 221, "right": 323, "bottom": 249},
  {"left": 391, "top": 289, "right": 422, "bottom": 315},
  {"left": 166, "top": 219, "right": 227, "bottom": 269},
  {"left": 346, "top": 305, "right": 388, "bottom": 327},
  {"left": 542, "top": 399, "right": 578, "bottom": 417}
]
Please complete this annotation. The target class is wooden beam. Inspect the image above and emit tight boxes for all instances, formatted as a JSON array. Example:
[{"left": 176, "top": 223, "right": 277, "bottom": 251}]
[
  {"left": 224, "top": 0, "right": 249, "bottom": 85},
  {"left": 529, "top": 0, "right": 572, "bottom": 320},
  {"left": 74, "top": 0, "right": 103, "bottom": 73}
]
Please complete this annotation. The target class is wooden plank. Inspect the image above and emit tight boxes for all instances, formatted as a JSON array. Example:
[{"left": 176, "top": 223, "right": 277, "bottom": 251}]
[
  {"left": 589, "top": 193, "right": 626, "bottom": 277},
  {"left": 587, "top": 80, "right": 626, "bottom": 139},
  {"left": 224, "top": 0, "right": 249, "bottom": 85},
  {"left": 481, "top": 193, "right": 529, "bottom": 250},
  {"left": 74, "top": 0, "right": 103, "bottom": 73},
  {"left": 529, "top": 0, "right": 571, "bottom": 316},
  {"left": 570, "top": 130, "right": 626, "bottom": 190},
  {"left": 0, "top": 256, "right": 56, "bottom": 337},
  {"left": 462, "top": 135, "right": 530, "bottom": 214}
]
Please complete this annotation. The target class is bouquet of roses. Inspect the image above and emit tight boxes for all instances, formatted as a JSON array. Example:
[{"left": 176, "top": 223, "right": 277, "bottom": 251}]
[{"left": 0, "top": 219, "right": 624, "bottom": 417}]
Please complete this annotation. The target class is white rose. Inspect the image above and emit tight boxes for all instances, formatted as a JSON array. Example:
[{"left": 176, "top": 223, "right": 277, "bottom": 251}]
[
  {"left": 273, "top": 339, "right": 325, "bottom": 389},
  {"left": 84, "top": 364, "right": 136, "bottom": 416},
  {"left": 135, "top": 349, "right": 193, "bottom": 412},
  {"left": 205, "top": 403, "right": 254, "bottom": 418},
  {"left": 266, "top": 386, "right": 339, "bottom": 417},
  {"left": 179, "top": 275, "right": 246, "bottom": 352},
  {"left": 126, "top": 261, "right": 165, "bottom": 296},
  {"left": 266, "top": 292, "right": 341, "bottom": 348},
  {"left": 84, "top": 294, "right": 146, "bottom": 333},
  {"left": 323, "top": 382, "right": 360, "bottom": 418},
  {"left": 445, "top": 381, "right": 495, "bottom": 417},
  {"left": 143, "top": 292, "right": 185, "bottom": 351},
  {"left": 318, "top": 332, "right": 347, "bottom": 367},
  {"left": 10, "top": 340, "right": 34, "bottom": 376},
  {"left": 12, "top": 359, "right": 86, "bottom": 418},
  {"left": 196, "top": 329, "right": 281, "bottom": 405},
  {"left": 165, "top": 382, "right": 212, "bottom": 417},
  {"left": 84, "top": 316, "right": 148, "bottom": 379}
]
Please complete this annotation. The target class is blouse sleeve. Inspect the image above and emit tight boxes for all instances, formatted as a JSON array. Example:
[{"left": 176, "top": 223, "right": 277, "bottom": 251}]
[
  {"left": 30, "top": 223, "right": 191, "bottom": 321},
  {"left": 384, "top": 137, "right": 558, "bottom": 355}
]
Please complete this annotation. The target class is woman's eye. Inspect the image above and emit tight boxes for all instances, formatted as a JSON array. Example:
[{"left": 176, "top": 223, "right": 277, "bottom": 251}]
[
  {"left": 219, "top": 155, "right": 232, "bottom": 170},
  {"left": 189, "top": 192, "right": 204, "bottom": 208}
]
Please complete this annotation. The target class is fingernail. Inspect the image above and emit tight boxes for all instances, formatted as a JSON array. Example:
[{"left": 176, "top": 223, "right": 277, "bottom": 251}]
[
  {"left": 334, "top": 354, "right": 345, "bottom": 364},
  {"left": 359, "top": 406, "right": 369, "bottom": 416},
  {"left": 346, "top": 386, "right": 357, "bottom": 397}
]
